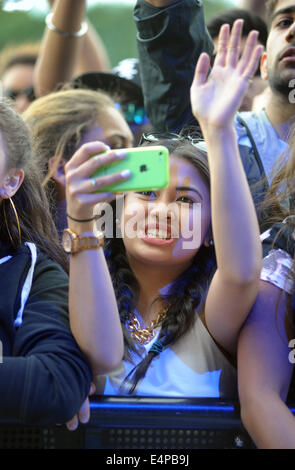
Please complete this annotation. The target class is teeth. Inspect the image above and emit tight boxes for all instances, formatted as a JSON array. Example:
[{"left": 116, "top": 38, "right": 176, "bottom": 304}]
[{"left": 146, "top": 229, "right": 170, "bottom": 239}]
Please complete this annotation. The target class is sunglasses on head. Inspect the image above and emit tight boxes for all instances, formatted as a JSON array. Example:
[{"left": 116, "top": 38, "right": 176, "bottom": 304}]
[
  {"left": 139, "top": 132, "right": 205, "bottom": 149},
  {"left": 115, "top": 102, "right": 148, "bottom": 126},
  {"left": 4, "top": 86, "right": 36, "bottom": 102}
]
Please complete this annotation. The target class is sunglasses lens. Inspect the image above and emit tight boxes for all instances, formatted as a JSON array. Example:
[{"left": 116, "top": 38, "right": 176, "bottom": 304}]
[
  {"left": 4, "top": 89, "right": 17, "bottom": 100},
  {"left": 116, "top": 103, "right": 148, "bottom": 125},
  {"left": 24, "top": 87, "right": 35, "bottom": 101},
  {"left": 139, "top": 132, "right": 203, "bottom": 148},
  {"left": 3, "top": 87, "right": 35, "bottom": 102}
]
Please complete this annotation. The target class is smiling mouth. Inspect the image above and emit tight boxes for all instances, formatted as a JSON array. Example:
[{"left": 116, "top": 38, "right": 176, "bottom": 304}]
[
  {"left": 138, "top": 224, "right": 180, "bottom": 242},
  {"left": 145, "top": 228, "right": 172, "bottom": 240}
]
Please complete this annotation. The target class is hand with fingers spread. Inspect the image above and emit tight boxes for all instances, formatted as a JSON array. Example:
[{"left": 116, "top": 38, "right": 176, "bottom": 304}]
[
  {"left": 65, "top": 141, "right": 130, "bottom": 233},
  {"left": 190, "top": 19, "right": 264, "bottom": 130}
]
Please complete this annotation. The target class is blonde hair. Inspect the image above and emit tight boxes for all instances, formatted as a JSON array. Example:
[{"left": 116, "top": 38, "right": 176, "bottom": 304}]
[{"left": 23, "top": 88, "right": 116, "bottom": 187}]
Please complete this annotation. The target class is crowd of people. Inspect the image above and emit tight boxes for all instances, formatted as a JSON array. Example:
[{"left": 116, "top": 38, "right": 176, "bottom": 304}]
[{"left": 1, "top": 0, "right": 295, "bottom": 449}]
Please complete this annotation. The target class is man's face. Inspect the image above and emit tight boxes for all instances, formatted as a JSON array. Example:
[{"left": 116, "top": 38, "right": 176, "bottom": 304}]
[{"left": 263, "top": 0, "right": 295, "bottom": 97}]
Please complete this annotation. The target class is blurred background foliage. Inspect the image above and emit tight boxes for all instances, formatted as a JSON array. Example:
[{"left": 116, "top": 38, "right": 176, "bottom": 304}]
[{"left": 0, "top": 0, "right": 233, "bottom": 68}]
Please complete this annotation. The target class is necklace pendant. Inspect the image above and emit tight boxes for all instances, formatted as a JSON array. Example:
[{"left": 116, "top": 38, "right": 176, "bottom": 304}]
[{"left": 126, "top": 307, "right": 168, "bottom": 345}]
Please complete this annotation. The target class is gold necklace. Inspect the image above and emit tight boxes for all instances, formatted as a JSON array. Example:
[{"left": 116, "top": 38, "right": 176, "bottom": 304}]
[{"left": 127, "top": 307, "right": 168, "bottom": 345}]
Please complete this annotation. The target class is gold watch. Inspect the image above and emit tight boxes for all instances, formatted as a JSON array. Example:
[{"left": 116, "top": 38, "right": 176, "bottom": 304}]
[{"left": 62, "top": 228, "right": 104, "bottom": 255}]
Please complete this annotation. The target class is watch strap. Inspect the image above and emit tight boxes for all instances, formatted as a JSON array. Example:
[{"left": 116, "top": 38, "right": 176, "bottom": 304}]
[
  {"left": 73, "top": 235, "right": 104, "bottom": 253},
  {"left": 62, "top": 228, "right": 104, "bottom": 254}
]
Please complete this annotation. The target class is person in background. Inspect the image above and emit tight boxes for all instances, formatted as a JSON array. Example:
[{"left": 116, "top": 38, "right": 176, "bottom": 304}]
[
  {"left": 207, "top": 8, "right": 269, "bottom": 111},
  {"left": 0, "top": 98, "right": 92, "bottom": 426},
  {"left": 73, "top": 58, "right": 151, "bottom": 145},
  {"left": 239, "top": 0, "right": 267, "bottom": 19},
  {"left": 133, "top": 0, "right": 295, "bottom": 224},
  {"left": 23, "top": 88, "right": 133, "bottom": 236},
  {"left": 33, "top": 0, "right": 155, "bottom": 144},
  {"left": 0, "top": 0, "right": 110, "bottom": 114},
  {"left": 0, "top": 43, "right": 39, "bottom": 114}
]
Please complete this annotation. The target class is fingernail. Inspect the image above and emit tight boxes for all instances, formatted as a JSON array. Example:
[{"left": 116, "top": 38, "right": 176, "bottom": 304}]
[
  {"left": 116, "top": 150, "right": 126, "bottom": 159},
  {"left": 80, "top": 415, "right": 89, "bottom": 424},
  {"left": 104, "top": 145, "right": 111, "bottom": 151},
  {"left": 68, "top": 423, "right": 78, "bottom": 431},
  {"left": 121, "top": 169, "right": 131, "bottom": 178}
]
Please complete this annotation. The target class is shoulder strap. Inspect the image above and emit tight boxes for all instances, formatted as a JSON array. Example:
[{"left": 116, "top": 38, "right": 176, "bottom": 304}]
[{"left": 236, "top": 114, "right": 267, "bottom": 182}]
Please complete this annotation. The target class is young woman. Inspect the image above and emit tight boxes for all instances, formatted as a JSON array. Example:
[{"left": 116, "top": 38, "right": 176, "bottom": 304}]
[
  {"left": 22, "top": 88, "right": 133, "bottom": 235},
  {"left": 63, "top": 22, "right": 263, "bottom": 396},
  {"left": 0, "top": 99, "right": 92, "bottom": 425}
]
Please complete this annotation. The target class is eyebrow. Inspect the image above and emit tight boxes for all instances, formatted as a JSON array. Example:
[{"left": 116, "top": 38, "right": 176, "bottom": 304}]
[
  {"left": 108, "top": 133, "right": 134, "bottom": 147},
  {"left": 176, "top": 186, "right": 203, "bottom": 201},
  {"left": 271, "top": 6, "right": 295, "bottom": 24}
]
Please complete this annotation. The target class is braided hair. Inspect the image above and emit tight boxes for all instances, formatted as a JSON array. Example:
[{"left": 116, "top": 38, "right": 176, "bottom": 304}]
[{"left": 104, "top": 138, "right": 216, "bottom": 393}]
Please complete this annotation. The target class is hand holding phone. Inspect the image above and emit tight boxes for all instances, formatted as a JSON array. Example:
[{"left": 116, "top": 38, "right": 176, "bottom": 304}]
[{"left": 91, "top": 146, "right": 169, "bottom": 193}]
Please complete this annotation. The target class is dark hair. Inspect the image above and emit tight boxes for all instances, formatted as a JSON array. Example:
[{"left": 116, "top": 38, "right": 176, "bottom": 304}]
[
  {"left": 0, "top": 100, "right": 68, "bottom": 271},
  {"left": 0, "top": 43, "right": 40, "bottom": 77},
  {"left": 104, "top": 138, "right": 216, "bottom": 393},
  {"left": 5, "top": 54, "right": 37, "bottom": 70},
  {"left": 265, "top": 0, "right": 280, "bottom": 29},
  {"left": 207, "top": 8, "right": 268, "bottom": 47}
]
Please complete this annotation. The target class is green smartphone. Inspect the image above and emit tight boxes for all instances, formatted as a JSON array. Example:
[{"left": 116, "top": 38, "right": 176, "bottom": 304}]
[{"left": 92, "top": 145, "right": 170, "bottom": 193}]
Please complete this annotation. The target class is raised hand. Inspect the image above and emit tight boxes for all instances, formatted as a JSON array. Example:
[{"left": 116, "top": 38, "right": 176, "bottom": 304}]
[
  {"left": 190, "top": 19, "right": 263, "bottom": 130},
  {"left": 65, "top": 141, "right": 130, "bottom": 233}
]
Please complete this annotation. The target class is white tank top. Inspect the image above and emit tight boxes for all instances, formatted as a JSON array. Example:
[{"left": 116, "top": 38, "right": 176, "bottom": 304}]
[{"left": 95, "top": 314, "right": 237, "bottom": 398}]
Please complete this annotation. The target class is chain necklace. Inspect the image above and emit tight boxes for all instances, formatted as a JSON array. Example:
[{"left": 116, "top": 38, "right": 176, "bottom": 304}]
[{"left": 126, "top": 307, "right": 168, "bottom": 345}]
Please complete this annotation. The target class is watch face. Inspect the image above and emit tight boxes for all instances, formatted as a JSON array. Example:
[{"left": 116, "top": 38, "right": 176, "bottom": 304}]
[{"left": 62, "top": 230, "right": 72, "bottom": 253}]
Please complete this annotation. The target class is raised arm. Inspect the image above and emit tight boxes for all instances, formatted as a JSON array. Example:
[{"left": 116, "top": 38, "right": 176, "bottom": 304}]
[
  {"left": 64, "top": 142, "right": 131, "bottom": 375},
  {"left": 74, "top": 21, "right": 111, "bottom": 77},
  {"left": 134, "top": 0, "right": 213, "bottom": 132},
  {"left": 34, "top": 0, "right": 110, "bottom": 97},
  {"left": 238, "top": 280, "right": 295, "bottom": 448},
  {"left": 191, "top": 21, "right": 263, "bottom": 355}
]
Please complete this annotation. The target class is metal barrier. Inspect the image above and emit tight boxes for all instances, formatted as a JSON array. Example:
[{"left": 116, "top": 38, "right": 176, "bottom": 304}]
[{"left": 0, "top": 397, "right": 260, "bottom": 449}]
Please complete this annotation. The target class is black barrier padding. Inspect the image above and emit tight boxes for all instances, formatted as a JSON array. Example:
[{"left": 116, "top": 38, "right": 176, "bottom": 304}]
[{"left": 0, "top": 397, "right": 293, "bottom": 449}]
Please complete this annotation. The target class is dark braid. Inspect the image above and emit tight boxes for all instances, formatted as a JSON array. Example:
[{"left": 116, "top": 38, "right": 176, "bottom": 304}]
[
  {"left": 103, "top": 200, "right": 142, "bottom": 360},
  {"left": 105, "top": 238, "right": 216, "bottom": 394},
  {"left": 118, "top": 245, "right": 216, "bottom": 394}
]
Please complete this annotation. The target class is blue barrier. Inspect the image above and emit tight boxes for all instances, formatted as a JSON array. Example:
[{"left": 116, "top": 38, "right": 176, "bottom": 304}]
[{"left": 0, "top": 396, "right": 294, "bottom": 449}]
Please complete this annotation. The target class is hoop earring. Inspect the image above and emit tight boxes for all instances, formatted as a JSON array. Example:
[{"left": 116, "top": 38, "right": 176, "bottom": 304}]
[{"left": 3, "top": 197, "right": 22, "bottom": 246}]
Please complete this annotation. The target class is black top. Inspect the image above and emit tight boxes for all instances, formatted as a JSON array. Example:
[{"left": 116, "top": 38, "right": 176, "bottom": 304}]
[{"left": 0, "top": 243, "right": 92, "bottom": 425}]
